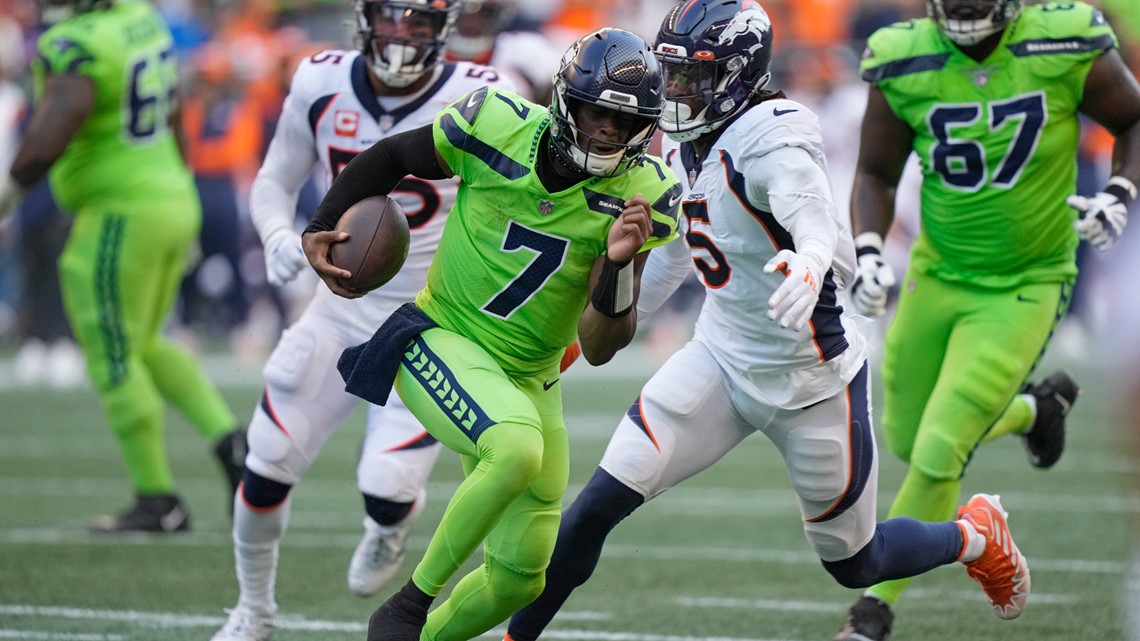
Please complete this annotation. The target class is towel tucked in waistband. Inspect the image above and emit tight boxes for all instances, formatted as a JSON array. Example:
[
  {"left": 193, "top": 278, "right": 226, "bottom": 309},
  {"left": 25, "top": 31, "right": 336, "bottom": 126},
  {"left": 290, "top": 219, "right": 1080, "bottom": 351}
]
[{"left": 338, "top": 302, "right": 437, "bottom": 406}]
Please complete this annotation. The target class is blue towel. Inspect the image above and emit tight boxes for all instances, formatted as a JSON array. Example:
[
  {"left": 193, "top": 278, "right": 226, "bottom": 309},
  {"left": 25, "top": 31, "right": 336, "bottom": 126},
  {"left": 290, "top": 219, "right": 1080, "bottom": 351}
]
[{"left": 338, "top": 302, "right": 437, "bottom": 406}]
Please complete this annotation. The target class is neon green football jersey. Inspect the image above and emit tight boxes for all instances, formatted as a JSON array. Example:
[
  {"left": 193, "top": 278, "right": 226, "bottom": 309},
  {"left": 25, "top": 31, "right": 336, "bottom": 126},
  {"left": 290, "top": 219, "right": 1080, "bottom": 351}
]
[
  {"left": 423, "top": 87, "right": 682, "bottom": 376},
  {"left": 34, "top": 0, "right": 196, "bottom": 214},
  {"left": 861, "top": 1, "right": 1117, "bottom": 287}
]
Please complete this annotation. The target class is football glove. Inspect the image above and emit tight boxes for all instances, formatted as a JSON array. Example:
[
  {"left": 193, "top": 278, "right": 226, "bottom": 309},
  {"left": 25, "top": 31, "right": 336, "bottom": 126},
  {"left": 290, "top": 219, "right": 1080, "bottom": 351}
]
[
  {"left": 764, "top": 249, "right": 822, "bottom": 333},
  {"left": 1068, "top": 176, "right": 1136, "bottom": 253},
  {"left": 263, "top": 228, "right": 308, "bottom": 287},
  {"left": 850, "top": 232, "right": 896, "bottom": 317}
]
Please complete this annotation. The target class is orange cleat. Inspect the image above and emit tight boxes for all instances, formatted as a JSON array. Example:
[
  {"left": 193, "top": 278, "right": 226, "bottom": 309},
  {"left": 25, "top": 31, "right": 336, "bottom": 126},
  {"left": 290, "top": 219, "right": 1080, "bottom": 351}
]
[{"left": 957, "top": 494, "right": 1030, "bottom": 620}]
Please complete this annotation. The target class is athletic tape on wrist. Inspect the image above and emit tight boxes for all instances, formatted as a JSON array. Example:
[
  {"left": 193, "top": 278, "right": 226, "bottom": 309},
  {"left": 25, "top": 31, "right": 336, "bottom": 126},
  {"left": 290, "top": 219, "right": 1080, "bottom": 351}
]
[
  {"left": 1106, "top": 176, "right": 1138, "bottom": 207},
  {"left": 591, "top": 256, "right": 634, "bottom": 317},
  {"left": 853, "top": 231, "right": 884, "bottom": 258}
]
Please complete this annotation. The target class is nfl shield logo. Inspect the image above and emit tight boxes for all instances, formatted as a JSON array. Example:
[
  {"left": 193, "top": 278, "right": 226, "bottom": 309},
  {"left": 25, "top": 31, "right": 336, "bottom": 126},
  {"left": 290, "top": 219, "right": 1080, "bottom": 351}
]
[{"left": 538, "top": 200, "right": 554, "bottom": 215}]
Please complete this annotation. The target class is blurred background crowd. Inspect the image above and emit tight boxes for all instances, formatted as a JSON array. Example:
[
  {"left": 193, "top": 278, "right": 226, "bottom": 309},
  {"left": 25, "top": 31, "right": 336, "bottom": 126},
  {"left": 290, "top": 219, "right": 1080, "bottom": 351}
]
[{"left": 0, "top": 0, "right": 1138, "bottom": 388}]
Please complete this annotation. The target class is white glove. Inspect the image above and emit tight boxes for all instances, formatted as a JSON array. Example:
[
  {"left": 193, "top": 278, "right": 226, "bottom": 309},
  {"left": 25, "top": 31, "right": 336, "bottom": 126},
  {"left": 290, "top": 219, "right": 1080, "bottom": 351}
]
[
  {"left": 1068, "top": 176, "right": 1136, "bottom": 253},
  {"left": 263, "top": 228, "right": 308, "bottom": 287},
  {"left": 850, "top": 232, "right": 896, "bottom": 317},
  {"left": 764, "top": 249, "right": 822, "bottom": 333}
]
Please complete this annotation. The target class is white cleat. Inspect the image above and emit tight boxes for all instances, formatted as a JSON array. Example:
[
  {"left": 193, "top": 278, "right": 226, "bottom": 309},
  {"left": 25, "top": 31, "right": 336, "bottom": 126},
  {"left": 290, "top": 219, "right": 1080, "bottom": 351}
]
[
  {"left": 210, "top": 606, "right": 275, "bottom": 641},
  {"left": 347, "top": 494, "right": 426, "bottom": 597}
]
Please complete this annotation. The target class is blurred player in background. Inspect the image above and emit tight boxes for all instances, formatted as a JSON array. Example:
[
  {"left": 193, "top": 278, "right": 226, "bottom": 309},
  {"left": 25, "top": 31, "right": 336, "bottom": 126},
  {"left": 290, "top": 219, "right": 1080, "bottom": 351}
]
[
  {"left": 507, "top": 2, "right": 1034, "bottom": 640},
  {"left": 302, "top": 27, "right": 680, "bottom": 641},
  {"left": 837, "top": 1, "right": 1140, "bottom": 639},
  {"left": 210, "top": 0, "right": 518, "bottom": 639},
  {"left": 0, "top": 0, "right": 245, "bottom": 533},
  {"left": 445, "top": 0, "right": 559, "bottom": 102}
]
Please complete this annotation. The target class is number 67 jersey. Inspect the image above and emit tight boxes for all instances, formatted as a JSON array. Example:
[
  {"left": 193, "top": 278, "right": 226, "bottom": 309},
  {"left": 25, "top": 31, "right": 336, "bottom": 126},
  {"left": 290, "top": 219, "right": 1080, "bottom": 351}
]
[
  {"left": 35, "top": 0, "right": 195, "bottom": 215},
  {"left": 860, "top": 1, "right": 1118, "bottom": 288},
  {"left": 262, "top": 49, "right": 516, "bottom": 331}
]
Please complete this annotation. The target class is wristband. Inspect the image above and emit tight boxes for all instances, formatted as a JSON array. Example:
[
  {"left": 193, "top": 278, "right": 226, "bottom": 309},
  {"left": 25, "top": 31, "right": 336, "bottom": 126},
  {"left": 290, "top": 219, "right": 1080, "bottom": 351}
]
[
  {"left": 1105, "top": 176, "right": 1137, "bottom": 207},
  {"left": 853, "top": 231, "right": 884, "bottom": 258},
  {"left": 590, "top": 256, "right": 634, "bottom": 317}
]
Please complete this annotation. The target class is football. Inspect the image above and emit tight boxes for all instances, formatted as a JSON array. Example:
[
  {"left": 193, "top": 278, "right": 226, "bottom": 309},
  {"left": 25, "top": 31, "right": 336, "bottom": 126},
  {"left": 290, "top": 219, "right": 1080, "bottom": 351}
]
[{"left": 328, "top": 195, "right": 410, "bottom": 293}]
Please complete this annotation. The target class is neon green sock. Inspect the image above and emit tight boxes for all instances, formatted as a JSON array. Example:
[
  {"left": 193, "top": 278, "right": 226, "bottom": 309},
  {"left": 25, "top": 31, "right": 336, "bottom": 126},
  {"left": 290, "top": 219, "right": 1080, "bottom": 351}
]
[
  {"left": 866, "top": 469, "right": 961, "bottom": 606},
  {"left": 982, "top": 394, "right": 1033, "bottom": 443}
]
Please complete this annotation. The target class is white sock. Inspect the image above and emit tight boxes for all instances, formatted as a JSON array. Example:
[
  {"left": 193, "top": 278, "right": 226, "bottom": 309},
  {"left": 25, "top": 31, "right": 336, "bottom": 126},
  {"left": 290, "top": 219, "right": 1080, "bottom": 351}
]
[
  {"left": 957, "top": 518, "right": 986, "bottom": 563},
  {"left": 1020, "top": 393, "right": 1037, "bottom": 433},
  {"left": 232, "top": 496, "right": 292, "bottom": 614}
]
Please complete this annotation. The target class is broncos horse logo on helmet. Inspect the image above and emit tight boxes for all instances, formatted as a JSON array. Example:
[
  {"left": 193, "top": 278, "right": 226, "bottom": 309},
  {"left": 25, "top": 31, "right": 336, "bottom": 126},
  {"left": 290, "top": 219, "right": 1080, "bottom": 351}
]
[
  {"left": 653, "top": 0, "right": 774, "bottom": 142},
  {"left": 549, "top": 28, "right": 664, "bottom": 177},
  {"left": 353, "top": 0, "right": 461, "bottom": 88},
  {"left": 927, "top": 0, "right": 1023, "bottom": 46}
]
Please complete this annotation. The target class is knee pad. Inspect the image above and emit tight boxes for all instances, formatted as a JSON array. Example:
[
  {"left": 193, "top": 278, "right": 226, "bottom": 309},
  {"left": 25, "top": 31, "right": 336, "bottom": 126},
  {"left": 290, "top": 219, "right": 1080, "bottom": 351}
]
[
  {"left": 479, "top": 425, "right": 544, "bottom": 496},
  {"left": 100, "top": 373, "right": 163, "bottom": 433},
  {"left": 488, "top": 558, "right": 546, "bottom": 610},
  {"left": 910, "top": 431, "right": 968, "bottom": 482},
  {"left": 363, "top": 494, "right": 415, "bottom": 526},
  {"left": 241, "top": 469, "right": 292, "bottom": 509}
]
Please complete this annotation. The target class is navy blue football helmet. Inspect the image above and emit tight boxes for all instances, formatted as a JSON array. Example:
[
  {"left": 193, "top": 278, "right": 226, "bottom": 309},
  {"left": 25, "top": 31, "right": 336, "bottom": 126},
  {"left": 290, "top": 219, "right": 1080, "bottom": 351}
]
[
  {"left": 550, "top": 28, "right": 664, "bottom": 177},
  {"left": 354, "top": 0, "right": 461, "bottom": 88},
  {"left": 654, "top": 0, "right": 774, "bottom": 141},
  {"left": 927, "top": 0, "right": 1022, "bottom": 45}
]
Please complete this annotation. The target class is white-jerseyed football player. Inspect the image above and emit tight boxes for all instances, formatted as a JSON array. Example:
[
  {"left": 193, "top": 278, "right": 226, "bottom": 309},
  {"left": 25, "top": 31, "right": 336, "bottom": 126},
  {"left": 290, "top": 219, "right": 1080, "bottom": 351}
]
[
  {"left": 444, "top": 0, "right": 560, "bottom": 102},
  {"left": 507, "top": 2, "right": 1032, "bottom": 640},
  {"left": 212, "top": 1, "right": 516, "bottom": 639}
]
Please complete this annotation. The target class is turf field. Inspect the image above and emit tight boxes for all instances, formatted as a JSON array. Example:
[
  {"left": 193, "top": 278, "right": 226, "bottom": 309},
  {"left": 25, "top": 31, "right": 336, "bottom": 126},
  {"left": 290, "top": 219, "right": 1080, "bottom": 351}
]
[{"left": 0, "top": 341, "right": 1135, "bottom": 641}]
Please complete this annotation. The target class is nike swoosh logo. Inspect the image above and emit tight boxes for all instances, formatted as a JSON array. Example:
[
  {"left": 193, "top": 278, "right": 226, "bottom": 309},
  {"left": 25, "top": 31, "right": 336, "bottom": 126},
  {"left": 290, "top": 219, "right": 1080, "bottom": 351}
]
[
  {"left": 543, "top": 379, "right": 559, "bottom": 391},
  {"left": 668, "top": 194, "right": 681, "bottom": 207},
  {"left": 466, "top": 93, "right": 481, "bottom": 109},
  {"left": 1016, "top": 293, "right": 1039, "bottom": 303},
  {"left": 773, "top": 107, "right": 798, "bottom": 117}
]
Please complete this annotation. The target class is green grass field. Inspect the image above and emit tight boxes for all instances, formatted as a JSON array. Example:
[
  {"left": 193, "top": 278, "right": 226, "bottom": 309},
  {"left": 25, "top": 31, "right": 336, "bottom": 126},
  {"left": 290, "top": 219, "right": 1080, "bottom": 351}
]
[{"left": 0, "top": 343, "right": 1135, "bottom": 641}]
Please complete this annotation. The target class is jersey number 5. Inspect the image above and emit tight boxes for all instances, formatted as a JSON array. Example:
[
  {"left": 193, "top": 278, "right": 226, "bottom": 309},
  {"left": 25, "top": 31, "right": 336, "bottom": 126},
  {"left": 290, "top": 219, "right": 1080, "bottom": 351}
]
[{"left": 928, "top": 91, "right": 1045, "bottom": 192}]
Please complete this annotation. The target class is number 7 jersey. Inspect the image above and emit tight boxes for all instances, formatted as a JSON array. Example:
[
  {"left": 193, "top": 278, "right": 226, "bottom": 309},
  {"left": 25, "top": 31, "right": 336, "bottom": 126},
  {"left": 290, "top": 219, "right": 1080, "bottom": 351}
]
[
  {"left": 860, "top": 1, "right": 1117, "bottom": 288},
  {"left": 34, "top": 0, "right": 194, "bottom": 214}
]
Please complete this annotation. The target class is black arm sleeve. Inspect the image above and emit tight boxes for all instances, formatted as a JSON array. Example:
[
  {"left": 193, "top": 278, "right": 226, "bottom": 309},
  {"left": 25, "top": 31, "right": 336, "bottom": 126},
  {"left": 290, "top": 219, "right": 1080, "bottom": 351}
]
[{"left": 305, "top": 123, "right": 447, "bottom": 233}]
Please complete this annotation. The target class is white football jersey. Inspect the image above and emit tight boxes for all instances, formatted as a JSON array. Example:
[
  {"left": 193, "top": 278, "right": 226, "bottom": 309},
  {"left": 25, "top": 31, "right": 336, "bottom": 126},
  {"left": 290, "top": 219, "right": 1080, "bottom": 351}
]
[
  {"left": 260, "top": 50, "right": 516, "bottom": 334},
  {"left": 660, "top": 98, "right": 868, "bottom": 409},
  {"left": 486, "top": 31, "right": 560, "bottom": 101}
]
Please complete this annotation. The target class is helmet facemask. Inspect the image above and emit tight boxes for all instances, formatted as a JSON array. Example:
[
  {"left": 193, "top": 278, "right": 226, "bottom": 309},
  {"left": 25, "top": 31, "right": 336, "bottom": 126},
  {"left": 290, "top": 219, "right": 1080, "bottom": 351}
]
[
  {"left": 551, "top": 86, "right": 659, "bottom": 177},
  {"left": 656, "top": 48, "right": 767, "bottom": 142},
  {"left": 549, "top": 29, "right": 664, "bottom": 178},
  {"left": 448, "top": 0, "right": 516, "bottom": 61},
  {"left": 927, "top": 0, "right": 1022, "bottom": 46},
  {"left": 354, "top": 0, "right": 457, "bottom": 88}
]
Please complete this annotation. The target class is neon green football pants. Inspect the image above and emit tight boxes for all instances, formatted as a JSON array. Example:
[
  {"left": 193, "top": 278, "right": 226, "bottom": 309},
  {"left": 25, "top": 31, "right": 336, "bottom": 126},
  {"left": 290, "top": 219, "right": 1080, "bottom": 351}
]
[{"left": 394, "top": 327, "right": 569, "bottom": 641}]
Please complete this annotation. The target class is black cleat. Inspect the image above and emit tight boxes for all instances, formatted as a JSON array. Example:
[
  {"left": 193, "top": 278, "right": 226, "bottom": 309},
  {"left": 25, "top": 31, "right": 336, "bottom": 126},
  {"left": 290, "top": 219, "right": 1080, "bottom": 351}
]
[
  {"left": 88, "top": 494, "right": 191, "bottom": 534},
  {"left": 834, "top": 595, "right": 893, "bottom": 641},
  {"left": 367, "top": 584, "right": 430, "bottom": 641},
  {"left": 214, "top": 427, "right": 248, "bottom": 516},
  {"left": 1022, "top": 371, "right": 1080, "bottom": 469}
]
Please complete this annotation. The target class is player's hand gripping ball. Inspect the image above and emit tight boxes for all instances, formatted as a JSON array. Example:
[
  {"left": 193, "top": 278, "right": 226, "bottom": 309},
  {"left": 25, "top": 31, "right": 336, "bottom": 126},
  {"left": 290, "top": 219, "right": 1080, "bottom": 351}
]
[{"left": 329, "top": 195, "right": 410, "bottom": 293}]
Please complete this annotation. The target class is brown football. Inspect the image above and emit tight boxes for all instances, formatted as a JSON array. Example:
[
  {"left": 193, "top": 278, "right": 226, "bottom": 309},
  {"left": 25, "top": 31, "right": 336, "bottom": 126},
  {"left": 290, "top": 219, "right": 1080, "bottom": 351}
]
[{"left": 328, "top": 195, "right": 410, "bottom": 293}]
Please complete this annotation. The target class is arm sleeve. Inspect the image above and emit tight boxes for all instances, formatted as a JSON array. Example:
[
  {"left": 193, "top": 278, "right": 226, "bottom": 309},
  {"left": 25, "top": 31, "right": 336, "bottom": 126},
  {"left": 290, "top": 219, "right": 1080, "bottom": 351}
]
[
  {"left": 635, "top": 234, "right": 694, "bottom": 317},
  {"left": 306, "top": 123, "right": 446, "bottom": 233},
  {"left": 747, "top": 145, "right": 839, "bottom": 270},
  {"left": 249, "top": 91, "right": 320, "bottom": 243}
]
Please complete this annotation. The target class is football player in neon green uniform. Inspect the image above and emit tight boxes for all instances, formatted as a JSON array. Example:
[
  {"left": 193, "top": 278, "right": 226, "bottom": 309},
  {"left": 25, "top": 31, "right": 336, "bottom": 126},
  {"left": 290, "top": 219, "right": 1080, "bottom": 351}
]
[
  {"left": 303, "top": 27, "right": 680, "bottom": 641},
  {"left": 835, "top": 1, "right": 1140, "bottom": 639},
  {"left": 0, "top": 0, "right": 245, "bottom": 533}
]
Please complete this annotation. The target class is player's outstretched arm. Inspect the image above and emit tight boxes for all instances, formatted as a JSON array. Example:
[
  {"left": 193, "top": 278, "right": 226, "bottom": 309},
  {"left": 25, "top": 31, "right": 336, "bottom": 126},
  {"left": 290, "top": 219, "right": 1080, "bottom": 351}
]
[
  {"left": 578, "top": 194, "right": 653, "bottom": 365},
  {"left": 849, "top": 87, "right": 913, "bottom": 316},
  {"left": 1068, "top": 49, "right": 1140, "bottom": 252},
  {"left": 303, "top": 124, "right": 451, "bottom": 298}
]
